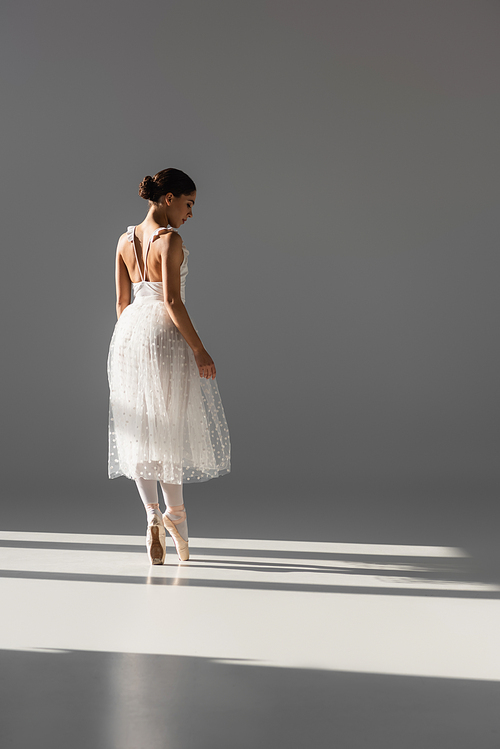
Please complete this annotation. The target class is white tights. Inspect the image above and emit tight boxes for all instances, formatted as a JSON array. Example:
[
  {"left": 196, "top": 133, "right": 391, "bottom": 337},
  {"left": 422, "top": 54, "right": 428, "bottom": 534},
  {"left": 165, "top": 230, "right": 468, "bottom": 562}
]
[
  {"left": 135, "top": 477, "right": 184, "bottom": 510},
  {"left": 135, "top": 477, "right": 188, "bottom": 541}
]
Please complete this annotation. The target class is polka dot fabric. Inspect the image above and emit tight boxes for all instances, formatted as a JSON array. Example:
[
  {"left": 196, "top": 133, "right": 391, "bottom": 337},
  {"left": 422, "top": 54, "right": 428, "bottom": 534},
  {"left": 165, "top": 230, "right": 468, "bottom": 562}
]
[{"left": 107, "top": 227, "right": 231, "bottom": 483}]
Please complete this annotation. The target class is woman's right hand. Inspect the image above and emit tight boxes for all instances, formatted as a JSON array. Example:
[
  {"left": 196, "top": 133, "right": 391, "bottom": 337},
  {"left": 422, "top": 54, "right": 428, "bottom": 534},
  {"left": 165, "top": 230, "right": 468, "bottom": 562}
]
[{"left": 194, "top": 348, "right": 216, "bottom": 379}]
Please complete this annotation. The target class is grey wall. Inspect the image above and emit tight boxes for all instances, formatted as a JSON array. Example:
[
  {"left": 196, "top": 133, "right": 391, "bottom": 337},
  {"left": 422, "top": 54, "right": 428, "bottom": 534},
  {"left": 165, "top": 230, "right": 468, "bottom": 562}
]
[{"left": 1, "top": 0, "right": 499, "bottom": 548}]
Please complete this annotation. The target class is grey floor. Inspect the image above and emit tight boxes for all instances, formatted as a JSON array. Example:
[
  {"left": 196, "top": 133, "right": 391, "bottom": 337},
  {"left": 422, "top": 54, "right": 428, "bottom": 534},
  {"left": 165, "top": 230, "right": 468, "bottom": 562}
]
[
  {"left": 1, "top": 477, "right": 500, "bottom": 749},
  {"left": 2, "top": 650, "right": 500, "bottom": 749}
]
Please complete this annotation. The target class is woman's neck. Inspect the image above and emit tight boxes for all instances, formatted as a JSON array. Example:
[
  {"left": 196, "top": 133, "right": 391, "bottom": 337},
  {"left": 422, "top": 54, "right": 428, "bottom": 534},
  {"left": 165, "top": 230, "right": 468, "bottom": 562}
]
[{"left": 145, "top": 204, "right": 169, "bottom": 227}]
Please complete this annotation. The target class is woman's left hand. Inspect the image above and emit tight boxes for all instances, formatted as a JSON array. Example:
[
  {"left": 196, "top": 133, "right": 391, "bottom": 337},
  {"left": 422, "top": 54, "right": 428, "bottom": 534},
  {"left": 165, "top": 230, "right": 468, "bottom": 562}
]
[{"left": 194, "top": 348, "right": 216, "bottom": 379}]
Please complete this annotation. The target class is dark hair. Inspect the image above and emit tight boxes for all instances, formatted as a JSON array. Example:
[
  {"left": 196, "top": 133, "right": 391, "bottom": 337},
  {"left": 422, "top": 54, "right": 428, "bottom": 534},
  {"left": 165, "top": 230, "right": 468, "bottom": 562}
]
[{"left": 138, "top": 168, "right": 196, "bottom": 202}]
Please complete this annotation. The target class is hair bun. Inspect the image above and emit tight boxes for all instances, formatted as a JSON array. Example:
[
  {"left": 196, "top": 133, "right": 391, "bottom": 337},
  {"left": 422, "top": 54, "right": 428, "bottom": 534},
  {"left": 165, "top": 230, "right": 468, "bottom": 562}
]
[
  {"left": 138, "top": 175, "right": 158, "bottom": 201},
  {"left": 138, "top": 168, "right": 197, "bottom": 203}
]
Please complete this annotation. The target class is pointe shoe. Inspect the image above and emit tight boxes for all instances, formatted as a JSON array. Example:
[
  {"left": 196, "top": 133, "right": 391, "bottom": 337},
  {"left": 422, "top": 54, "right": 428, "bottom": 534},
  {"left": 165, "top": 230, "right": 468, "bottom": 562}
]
[
  {"left": 146, "top": 515, "right": 166, "bottom": 565},
  {"left": 163, "top": 509, "right": 189, "bottom": 561}
]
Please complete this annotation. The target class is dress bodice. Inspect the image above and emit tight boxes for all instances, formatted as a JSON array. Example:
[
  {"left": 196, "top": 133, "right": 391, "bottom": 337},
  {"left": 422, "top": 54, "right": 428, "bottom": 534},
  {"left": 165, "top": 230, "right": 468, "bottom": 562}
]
[{"left": 127, "top": 225, "right": 189, "bottom": 304}]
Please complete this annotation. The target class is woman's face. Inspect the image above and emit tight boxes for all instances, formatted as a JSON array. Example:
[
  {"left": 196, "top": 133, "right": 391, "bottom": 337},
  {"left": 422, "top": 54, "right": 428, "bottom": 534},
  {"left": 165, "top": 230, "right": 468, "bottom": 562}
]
[{"left": 166, "top": 191, "right": 196, "bottom": 228}]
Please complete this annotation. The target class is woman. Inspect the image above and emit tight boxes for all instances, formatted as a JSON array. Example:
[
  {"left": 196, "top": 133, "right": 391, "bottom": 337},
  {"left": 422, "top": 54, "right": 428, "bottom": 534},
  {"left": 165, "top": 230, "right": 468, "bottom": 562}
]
[{"left": 107, "top": 168, "right": 231, "bottom": 565}]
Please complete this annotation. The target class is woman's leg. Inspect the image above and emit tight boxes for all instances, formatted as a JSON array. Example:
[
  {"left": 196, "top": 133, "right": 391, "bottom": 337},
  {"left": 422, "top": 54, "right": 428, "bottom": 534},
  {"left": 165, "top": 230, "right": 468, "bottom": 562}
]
[
  {"left": 135, "top": 477, "right": 166, "bottom": 565},
  {"left": 159, "top": 482, "right": 188, "bottom": 541},
  {"left": 159, "top": 482, "right": 189, "bottom": 561},
  {"left": 135, "top": 477, "right": 162, "bottom": 521}
]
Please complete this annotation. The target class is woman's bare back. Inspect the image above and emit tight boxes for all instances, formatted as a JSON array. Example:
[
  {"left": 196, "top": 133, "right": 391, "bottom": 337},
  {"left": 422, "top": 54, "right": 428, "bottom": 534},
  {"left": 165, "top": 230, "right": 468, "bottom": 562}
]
[{"left": 119, "top": 225, "right": 175, "bottom": 283}]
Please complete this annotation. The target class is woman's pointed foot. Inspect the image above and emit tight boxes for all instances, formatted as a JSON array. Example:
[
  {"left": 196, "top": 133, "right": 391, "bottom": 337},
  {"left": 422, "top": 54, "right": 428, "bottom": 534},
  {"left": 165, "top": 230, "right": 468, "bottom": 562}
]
[
  {"left": 146, "top": 514, "right": 166, "bottom": 565},
  {"left": 163, "top": 507, "right": 189, "bottom": 561}
]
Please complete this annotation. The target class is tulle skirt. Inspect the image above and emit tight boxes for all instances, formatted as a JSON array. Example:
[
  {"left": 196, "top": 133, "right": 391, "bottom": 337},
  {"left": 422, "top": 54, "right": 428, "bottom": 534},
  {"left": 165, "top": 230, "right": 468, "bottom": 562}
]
[{"left": 107, "top": 297, "right": 230, "bottom": 483}]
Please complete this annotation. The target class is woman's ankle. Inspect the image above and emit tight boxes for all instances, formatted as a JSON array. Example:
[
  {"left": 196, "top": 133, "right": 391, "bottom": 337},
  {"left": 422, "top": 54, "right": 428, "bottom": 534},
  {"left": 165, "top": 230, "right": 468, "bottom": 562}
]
[
  {"left": 145, "top": 503, "right": 162, "bottom": 522},
  {"left": 166, "top": 504, "right": 185, "bottom": 514}
]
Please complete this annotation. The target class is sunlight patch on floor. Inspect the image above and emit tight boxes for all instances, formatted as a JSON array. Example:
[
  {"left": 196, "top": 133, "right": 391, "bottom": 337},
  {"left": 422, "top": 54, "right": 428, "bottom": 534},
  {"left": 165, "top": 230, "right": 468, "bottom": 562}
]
[{"left": 0, "top": 532, "right": 499, "bottom": 681}]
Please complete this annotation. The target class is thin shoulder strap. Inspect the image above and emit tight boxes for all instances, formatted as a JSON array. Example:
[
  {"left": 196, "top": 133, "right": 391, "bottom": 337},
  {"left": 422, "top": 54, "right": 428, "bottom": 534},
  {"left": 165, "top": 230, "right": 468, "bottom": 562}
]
[
  {"left": 127, "top": 226, "right": 144, "bottom": 282},
  {"left": 127, "top": 225, "right": 172, "bottom": 282},
  {"left": 143, "top": 226, "right": 172, "bottom": 281}
]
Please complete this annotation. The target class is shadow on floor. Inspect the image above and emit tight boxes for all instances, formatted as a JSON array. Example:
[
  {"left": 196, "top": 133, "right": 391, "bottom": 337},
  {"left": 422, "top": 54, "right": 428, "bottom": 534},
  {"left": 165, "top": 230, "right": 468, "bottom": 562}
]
[
  {"left": 0, "top": 533, "right": 498, "bottom": 598},
  {"left": 1, "top": 649, "right": 499, "bottom": 749}
]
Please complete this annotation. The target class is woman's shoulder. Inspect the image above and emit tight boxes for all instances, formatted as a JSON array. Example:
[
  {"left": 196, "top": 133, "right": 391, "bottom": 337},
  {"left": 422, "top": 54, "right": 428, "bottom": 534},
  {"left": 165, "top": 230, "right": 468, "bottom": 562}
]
[
  {"left": 154, "top": 228, "right": 184, "bottom": 252},
  {"left": 116, "top": 230, "right": 131, "bottom": 255}
]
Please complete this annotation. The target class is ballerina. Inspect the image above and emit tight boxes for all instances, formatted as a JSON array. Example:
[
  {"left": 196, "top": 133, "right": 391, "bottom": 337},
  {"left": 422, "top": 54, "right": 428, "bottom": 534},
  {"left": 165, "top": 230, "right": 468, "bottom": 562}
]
[{"left": 107, "top": 168, "right": 230, "bottom": 564}]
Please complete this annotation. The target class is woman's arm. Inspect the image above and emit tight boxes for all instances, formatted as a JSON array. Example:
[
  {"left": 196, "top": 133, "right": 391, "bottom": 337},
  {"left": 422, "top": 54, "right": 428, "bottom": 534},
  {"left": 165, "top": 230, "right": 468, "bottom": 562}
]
[
  {"left": 160, "top": 232, "right": 216, "bottom": 379},
  {"left": 115, "top": 241, "right": 131, "bottom": 319}
]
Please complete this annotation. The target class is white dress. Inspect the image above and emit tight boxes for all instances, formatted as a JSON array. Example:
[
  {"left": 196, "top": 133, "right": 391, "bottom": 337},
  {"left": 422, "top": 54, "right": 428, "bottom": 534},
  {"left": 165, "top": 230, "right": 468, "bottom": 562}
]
[{"left": 107, "top": 225, "right": 231, "bottom": 484}]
